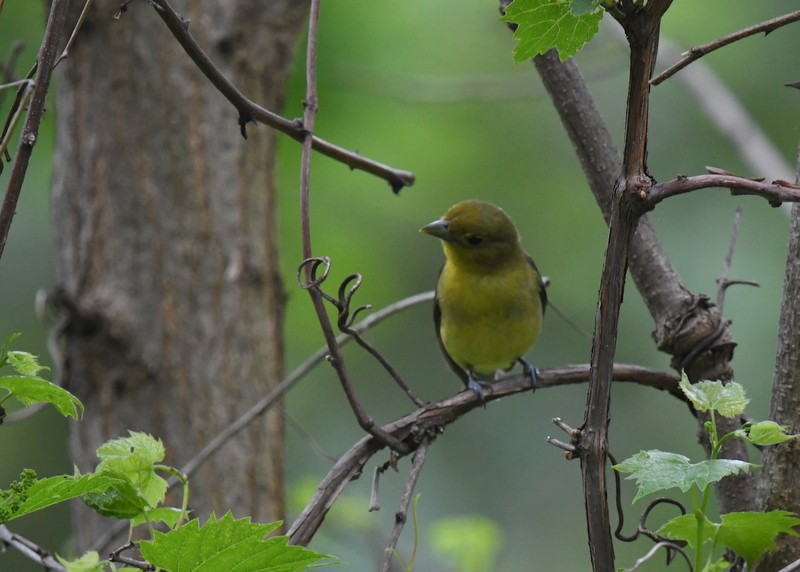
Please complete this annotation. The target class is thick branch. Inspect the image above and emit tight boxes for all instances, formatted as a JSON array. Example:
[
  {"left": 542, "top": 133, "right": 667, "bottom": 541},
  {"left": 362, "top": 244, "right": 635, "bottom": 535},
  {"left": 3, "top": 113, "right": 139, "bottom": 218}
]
[
  {"left": 756, "top": 150, "right": 800, "bottom": 569},
  {"left": 145, "top": 0, "right": 414, "bottom": 192},
  {"left": 287, "top": 364, "right": 680, "bottom": 546},
  {"left": 532, "top": 47, "right": 754, "bottom": 519}
]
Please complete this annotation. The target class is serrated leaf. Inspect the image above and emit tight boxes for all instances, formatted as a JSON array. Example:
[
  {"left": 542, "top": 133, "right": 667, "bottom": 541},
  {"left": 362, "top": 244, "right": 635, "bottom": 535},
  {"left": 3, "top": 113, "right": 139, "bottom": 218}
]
[
  {"left": 139, "top": 511, "right": 335, "bottom": 571},
  {"left": 7, "top": 351, "right": 48, "bottom": 377},
  {"left": 57, "top": 551, "right": 108, "bottom": 572},
  {"left": 658, "top": 513, "right": 717, "bottom": 548},
  {"left": 3, "top": 473, "right": 124, "bottom": 523},
  {"left": 81, "top": 472, "right": 151, "bottom": 519},
  {"left": 570, "top": 0, "right": 600, "bottom": 16},
  {"left": 716, "top": 511, "right": 800, "bottom": 567},
  {"left": 739, "top": 421, "right": 798, "bottom": 445},
  {"left": 502, "top": 0, "right": 603, "bottom": 62},
  {"left": 613, "top": 450, "right": 754, "bottom": 502},
  {"left": 95, "top": 432, "right": 167, "bottom": 509},
  {"left": 679, "top": 373, "right": 749, "bottom": 417},
  {"left": 0, "top": 375, "right": 84, "bottom": 419}
]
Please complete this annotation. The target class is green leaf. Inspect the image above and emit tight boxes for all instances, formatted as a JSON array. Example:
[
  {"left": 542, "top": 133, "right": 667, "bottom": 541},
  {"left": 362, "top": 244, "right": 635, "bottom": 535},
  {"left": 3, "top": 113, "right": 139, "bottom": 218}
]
[
  {"left": 738, "top": 421, "right": 799, "bottom": 445},
  {"left": 57, "top": 551, "right": 108, "bottom": 572},
  {"left": 0, "top": 333, "right": 21, "bottom": 365},
  {"left": 0, "top": 375, "right": 84, "bottom": 420},
  {"left": 139, "top": 511, "right": 335, "bottom": 571},
  {"left": 658, "top": 513, "right": 716, "bottom": 548},
  {"left": 613, "top": 450, "right": 754, "bottom": 502},
  {"left": 501, "top": 0, "right": 603, "bottom": 62},
  {"left": 716, "top": 511, "right": 800, "bottom": 567},
  {"left": 81, "top": 473, "right": 150, "bottom": 519},
  {"left": 679, "top": 373, "right": 749, "bottom": 417},
  {"left": 3, "top": 472, "right": 124, "bottom": 523},
  {"left": 6, "top": 351, "right": 48, "bottom": 377},
  {"left": 95, "top": 432, "right": 167, "bottom": 509},
  {"left": 569, "top": 0, "right": 600, "bottom": 16},
  {"left": 131, "top": 506, "right": 185, "bottom": 529}
]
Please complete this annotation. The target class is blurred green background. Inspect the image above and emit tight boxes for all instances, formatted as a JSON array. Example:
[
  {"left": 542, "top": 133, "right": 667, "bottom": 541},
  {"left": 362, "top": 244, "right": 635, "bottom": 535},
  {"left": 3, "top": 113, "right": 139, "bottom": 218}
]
[{"left": 1, "top": 1, "right": 798, "bottom": 570}]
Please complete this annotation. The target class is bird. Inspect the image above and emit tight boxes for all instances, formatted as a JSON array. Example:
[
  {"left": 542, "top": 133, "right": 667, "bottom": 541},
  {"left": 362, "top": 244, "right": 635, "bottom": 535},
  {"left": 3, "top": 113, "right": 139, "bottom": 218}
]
[{"left": 420, "top": 199, "right": 547, "bottom": 400}]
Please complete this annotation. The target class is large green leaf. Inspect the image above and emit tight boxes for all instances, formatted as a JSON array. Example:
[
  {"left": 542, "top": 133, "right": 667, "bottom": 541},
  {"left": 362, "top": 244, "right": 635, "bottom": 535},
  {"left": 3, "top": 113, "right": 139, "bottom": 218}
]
[
  {"left": 501, "top": 0, "right": 602, "bottom": 62},
  {"left": 613, "top": 450, "right": 754, "bottom": 502},
  {"left": 140, "top": 512, "right": 335, "bottom": 571}
]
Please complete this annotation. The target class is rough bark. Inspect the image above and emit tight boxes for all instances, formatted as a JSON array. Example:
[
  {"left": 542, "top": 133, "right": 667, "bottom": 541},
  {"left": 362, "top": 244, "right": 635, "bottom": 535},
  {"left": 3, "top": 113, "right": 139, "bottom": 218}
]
[
  {"left": 52, "top": 0, "right": 308, "bottom": 549},
  {"left": 756, "top": 165, "right": 800, "bottom": 570},
  {"left": 532, "top": 50, "right": 754, "bottom": 519}
]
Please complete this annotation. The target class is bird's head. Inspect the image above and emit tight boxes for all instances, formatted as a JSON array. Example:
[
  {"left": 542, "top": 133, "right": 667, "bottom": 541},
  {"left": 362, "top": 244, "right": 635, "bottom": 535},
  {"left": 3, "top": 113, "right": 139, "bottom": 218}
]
[{"left": 420, "top": 199, "right": 523, "bottom": 271}]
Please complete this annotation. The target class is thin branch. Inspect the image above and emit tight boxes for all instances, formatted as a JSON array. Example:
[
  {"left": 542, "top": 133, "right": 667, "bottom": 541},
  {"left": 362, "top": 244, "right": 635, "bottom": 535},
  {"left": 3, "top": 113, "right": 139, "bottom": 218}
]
[
  {"left": 294, "top": 2, "right": 409, "bottom": 456},
  {"left": 108, "top": 542, "right": 155, "bottom": 571},
  {"left": 0, "top": 525, "right": 66, "bottom": 571},
  {"left": 778, "top": 557, "right": 800, "bottom": 572},
  {"left": 647, "top": 172, "right": 800, "bottom": 208},
  {"left": 53, "top": 0, "right": 95, "bottom": 68},
  {"left": 309, "top": 266, "right": 424, "bottom": 407},
  {"left": 288, "top": 364, "right": 681, "bottom": 545},
  {"left": 379, "top": 437, "right": 430, "bottom": 572},
  {"left": 622, "top": 541, "right": 693, "bottom": 572},
  {"left": 651, "top": 10, "right": 800, "bottom": 86},
  {"left": 142, "top": 0, "right": 414, "bottom": 192},
  {"left": 0, "top": 0, "right": 68, "bottom": 259}
]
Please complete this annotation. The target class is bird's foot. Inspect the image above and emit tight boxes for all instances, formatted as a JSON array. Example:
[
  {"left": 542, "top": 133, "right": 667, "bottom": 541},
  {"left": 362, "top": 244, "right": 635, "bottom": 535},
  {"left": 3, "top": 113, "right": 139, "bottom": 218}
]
[
  {"left": 466, "top": 377, "right": 491, "bottom": 406},
  {"left": 518, "top": 358, "right": 539, "bottom": 392}
]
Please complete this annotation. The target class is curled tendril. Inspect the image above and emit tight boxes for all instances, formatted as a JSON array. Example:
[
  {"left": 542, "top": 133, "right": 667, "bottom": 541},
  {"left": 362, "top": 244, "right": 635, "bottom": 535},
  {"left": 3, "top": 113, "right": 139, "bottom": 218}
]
[
  {"left": 297, "top": 256, "right": 332, "bottom": 290},
  {"left": 337, "top": 274, "right": 372, "bottom": 331}
]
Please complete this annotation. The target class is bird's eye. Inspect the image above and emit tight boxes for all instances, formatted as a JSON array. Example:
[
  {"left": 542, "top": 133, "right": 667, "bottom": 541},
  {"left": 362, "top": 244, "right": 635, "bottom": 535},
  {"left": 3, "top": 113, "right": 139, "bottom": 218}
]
[{"left": 466, "top": 235, "right": 484, "bottom": 245}]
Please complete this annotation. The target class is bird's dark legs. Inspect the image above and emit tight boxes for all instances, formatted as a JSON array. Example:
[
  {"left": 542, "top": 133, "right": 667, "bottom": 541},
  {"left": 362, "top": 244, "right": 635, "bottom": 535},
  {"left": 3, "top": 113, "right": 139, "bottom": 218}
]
[
  {"left": 518, "top": 358, "right": 539, "bottom": 391},
  {"left": 466, "top": 372, "right": 491, "bottom": 404}
]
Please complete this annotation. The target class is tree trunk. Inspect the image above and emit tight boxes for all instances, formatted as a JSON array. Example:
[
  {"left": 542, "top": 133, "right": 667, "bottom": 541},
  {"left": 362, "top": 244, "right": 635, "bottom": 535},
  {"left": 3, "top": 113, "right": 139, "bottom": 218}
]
[
  {"left": 51, "top": 0, "right": 308, "bottom": 550},
  {"left": 756, "top": 166, "right": 800, "bottom": 568}
]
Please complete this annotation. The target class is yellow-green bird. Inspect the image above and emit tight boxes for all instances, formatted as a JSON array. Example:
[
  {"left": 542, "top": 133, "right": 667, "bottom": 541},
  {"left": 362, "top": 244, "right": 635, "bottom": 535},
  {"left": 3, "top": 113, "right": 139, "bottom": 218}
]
[{"left": 421, "top": 199, "right": 546, "bottom": 398}]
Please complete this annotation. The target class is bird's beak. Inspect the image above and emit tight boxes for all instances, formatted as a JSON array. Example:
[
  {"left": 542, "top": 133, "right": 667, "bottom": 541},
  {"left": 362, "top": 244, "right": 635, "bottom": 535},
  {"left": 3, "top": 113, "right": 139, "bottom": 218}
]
[{"left": 420, "top": 218, "right": 454, "bottom": 242}]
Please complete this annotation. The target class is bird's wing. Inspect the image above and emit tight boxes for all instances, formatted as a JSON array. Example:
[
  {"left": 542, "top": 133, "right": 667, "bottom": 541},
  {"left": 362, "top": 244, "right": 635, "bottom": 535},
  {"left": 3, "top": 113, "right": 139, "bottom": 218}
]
[
  {"left": 526, "top": 255, "right": 548, "bottom": 315},
  {"left": 433, "top": 268, "right": 469, "bottom": 386}
]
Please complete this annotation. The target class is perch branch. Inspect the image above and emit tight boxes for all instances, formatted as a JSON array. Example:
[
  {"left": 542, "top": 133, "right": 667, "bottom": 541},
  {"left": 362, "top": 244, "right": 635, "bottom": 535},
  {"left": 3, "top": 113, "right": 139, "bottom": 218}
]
[
  {"left": 143, "top": 0, "right": 414, "bottom": 192},
  {"left": 288, "top": 364, "right": 681, "bottom": 545},
  {"left": 651, "top": 9, "right": 800, "bottom": 86}
]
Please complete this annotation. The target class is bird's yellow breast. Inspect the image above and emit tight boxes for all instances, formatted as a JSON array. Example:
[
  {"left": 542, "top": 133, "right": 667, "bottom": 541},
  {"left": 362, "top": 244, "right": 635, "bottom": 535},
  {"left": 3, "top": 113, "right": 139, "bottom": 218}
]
[{"left": 437, "top": 256, "right": 543, "bottom": 379}]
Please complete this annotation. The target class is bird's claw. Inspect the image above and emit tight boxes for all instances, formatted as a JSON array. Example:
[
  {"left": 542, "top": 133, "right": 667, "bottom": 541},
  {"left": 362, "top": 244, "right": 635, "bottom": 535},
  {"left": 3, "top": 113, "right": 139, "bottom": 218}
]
[
  {"left": 467, "top": 378, "right": 490, "bottom": 406},
  {"left": 518, "top": 358, "right": 539, "bottom": 392}
]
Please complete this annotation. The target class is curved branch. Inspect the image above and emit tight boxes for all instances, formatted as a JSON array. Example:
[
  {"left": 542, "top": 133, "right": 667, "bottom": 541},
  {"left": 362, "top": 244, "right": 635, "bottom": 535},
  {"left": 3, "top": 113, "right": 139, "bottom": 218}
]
[
  {"left": 651, "top": 10, "right": 800, "bottom": 86},
  {"left": 145, "top": 0, "right": 415, "bottom": 192},
  {"left": 287, "top": 364, "right": 681, "bottom": 546},
  {"left": 648, "top": 173, "right": 800, "bottom": 208}
]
